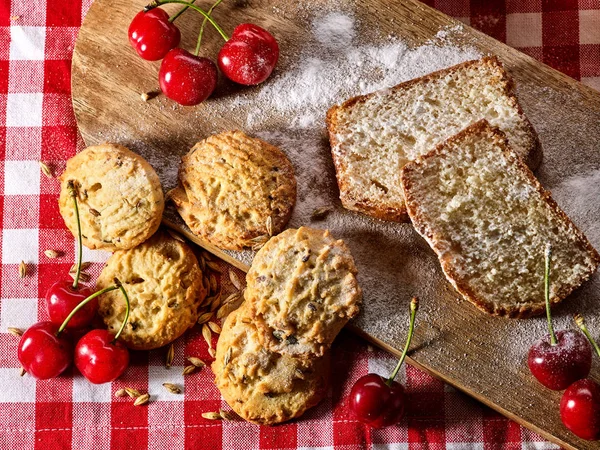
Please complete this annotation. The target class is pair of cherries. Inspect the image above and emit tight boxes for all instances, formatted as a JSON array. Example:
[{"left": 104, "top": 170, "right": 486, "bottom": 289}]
[
  {"left": 528, "top": 245, "right": 600, "bottom": 441},
  {"left": 128, "top": 0, "right": 279, "bottom": 106},
  {"left": 17, "top": 181, "right": 131, "bottom": 384}
]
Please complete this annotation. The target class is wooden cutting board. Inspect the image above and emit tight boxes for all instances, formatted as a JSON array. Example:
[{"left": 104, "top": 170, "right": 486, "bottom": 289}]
[{"left": 72, "top": 0, "right": 600, "bottom": 447}]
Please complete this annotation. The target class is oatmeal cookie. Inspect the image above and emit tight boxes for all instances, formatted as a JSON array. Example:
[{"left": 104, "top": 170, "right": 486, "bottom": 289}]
[
  {"left": 212, "top": 302, "right": 329, "bottom": 425},
  {"left": 168, "top": 131, "right": 296, "bottom": 250},
  {"left": 96, "top": 230, "right": 206, "bottom": 350},
  {"left": 246, "top": 227, "right": 362, "bottom": 358},
  {"left": 59, "top": 143, "right": 164, "bottom": 251}
]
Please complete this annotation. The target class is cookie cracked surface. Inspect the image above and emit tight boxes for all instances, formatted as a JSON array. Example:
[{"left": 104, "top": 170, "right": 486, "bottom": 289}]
[
  {"left": 59, "top": 143, "right": 164, "bottom": 251},
  {"left": 96, "top": 230, "right": 206, "bottom": 350},
  {"left": 169, "top": 131, "right": 296, "bottom": 251}
]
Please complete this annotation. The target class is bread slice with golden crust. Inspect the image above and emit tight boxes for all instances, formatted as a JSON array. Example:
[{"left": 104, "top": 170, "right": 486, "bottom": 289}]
[
  {"left": 401, "top": 120, "right": 599, "bottom": 318},
  {"left": 327, "top": 56, "right": 542, "bottom": 222}
]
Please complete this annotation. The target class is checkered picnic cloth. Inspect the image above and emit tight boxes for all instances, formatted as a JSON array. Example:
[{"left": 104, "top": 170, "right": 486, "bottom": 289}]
[{"left": 0, "top": 0, "right": 597, "bottom": 448}]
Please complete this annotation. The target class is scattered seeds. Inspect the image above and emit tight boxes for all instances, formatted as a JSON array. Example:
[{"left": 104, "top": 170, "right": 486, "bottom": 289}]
[
  {"left": 202, "top": 324, "right": 212, "bottom": 348},
  {"left": 182, "top": 365, "right": 196, "bottom": 375},
  {"left": 311, "top": 206, "right": 333, "bottom": 220},
  {"left": 198, "top": 256, "right": 206, "bottom": 272},
  {"left": 224, "top": 347, "right": 232, "bottom": 366},
  {"left": 19, "top": 261, "right": 27, "bottom": 278},
  {"left": 140, "top": 91, "right": 159, "bottom": 102},
  {"left": 19, "top": 367, "right": 26, "bottom": 377},
  {"left": 209, "top": 296, "right": 221, "bottom": 312},
  {"left": 208, "top": 321, "right": 221, "bottom": 334},
  {"left": 115, "top": 388, "right": 128, "bottom": 398},
  {"left": 166, "top": 228, "right": 185, "bottom": 242},
  {"left": 124, "top": 387, "right": 142, "bottom": 398},
  {"left": 203, "top": 275, "right": 210, "bottom": 293},
  {"left": 222, "top": 291, "right": 241, "bottom": 306},
  {"left": 266, "top": 216, "right": 273, "bottom": 236},
  {"left": 7, "top": 327, "right": 23, "bottom": 337},
  {"left": 209, "top": 274, "right": 218, "bottom": 294},
  {"left": 217, "top": 295, "right": 244, "bottom": 319},
  {"left": 187, "top": 357, "right": 206, "bottom": 368},
  {"left": 70, "top": 262, "right": 92, "bottom": 273},
  {"left": 39, "top": 161, "right": 53, "bottom": 178},
  {"left": 44, "top": 249, "right": 61, "bottom": 259},
  {"left": 197, "top": 311, "right": 213, "bottom": 325},
  {"left": 202, "top": 411, "right": 222, "bottom": 420},
  {"left": 133, "top": 393, "right": 150, "bottom": 406},
  {"left": 220, "top": 409, "right": 235, "bottom": 421},
  {"left": 294, "top": 368, "right": 306, "bottom": 380},
  {"left": 206, "top": 261, "right": 220, "bottom": 273},
  {"left": 162, "top": 383, "right": 181, "bottom": 394},
  {"left": 165, "top": 344, "right": 174, "bottom": 368},
  {"left": 208, "top": 347, "right": 216, "bottom": 358},
  {"left": 69, "top": 271, "right": 91, "bottom": 283},
  {"left": 229, "top": 270, "right": 242, "bottom": 290},
  {"left": 10, "top": 15, "right": 20, "bottom": 21},
  {"left": 202, "top": 252, "right": 212, "bottom": 262}
]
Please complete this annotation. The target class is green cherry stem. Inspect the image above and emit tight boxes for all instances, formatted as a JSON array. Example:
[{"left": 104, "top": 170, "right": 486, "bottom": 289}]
[
  {"left": 57, "top": 285, "right": 119, "bottom": 335},
  {"left": 67, "top": 180, "right": 83, "bottom": 289},
  {"left": 194, "top": 0, "right": 224, "bottom": 56},
  {"left": 544, "top": 244, "right": 557, "bottom": 346},
  {"left": 145, "top": 0, "right": 229, "bottom": 41},
  {"left": 112, "top": 279, "right": 131, "bottom": 343},
  {"left": 168, "top": 0, "right": 196, "bottom": 23},
  {"left": 386, "top": 297, "right": 419, "bottom": 386},
  {"left": 575, "top": 314, "right": 600, "bottom": 359}
]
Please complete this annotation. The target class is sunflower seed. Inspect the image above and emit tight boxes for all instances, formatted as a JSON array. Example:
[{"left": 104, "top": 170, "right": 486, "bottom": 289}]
[
  {"left": 19, "top": 261, "right": 27, "bottom": 278},
  {"left": 165, "top": 344, "right": 174, "bottom": 368},
  {"left": 7, "top": 327, "right": 23, "bottom": 337},
  {"left": 201, "top": 411, "right": 222, "bottom": 420},
  {"left": 182, "top": 365, "right": 196, "bottom": 375},
  {"left": 69, "top": 271, "right": 91, "bottom": 283},
  {"left": 187, "top": 357, "right": 206, "bottom": 368},
  {"left": 224, "top": 347, "right": 232, "bottom": 366},
  {"left": 208, "top": 347, "right": 216, "bottom": 358},
  {"left": 162, "top": 383, "right": 181, "bottom": 394},
  {"left": 125, "top": 387, "right": 142, "bottom": 398},
  {"left": 44, "top": 249, "right": 61, "bottom": 259},
  {"left": 39, "top": 161, "right": 53, "bottom": 178},
  {"left": 19, "top": 367, "right": 26, "bottom": 377},
  {"left": 133, "top": 393, "right": 150, "bottom": 406},
  {"left": 208, "top": 321, "right": 221, "bottom": 334},
  {"left": 69, "top": 262, "right": 92, "bottom": 273},
  {"left": 311, "top": 206, "right": 333, "bottom": 220},
  {"left": 89, "top": 208, "right": 101, "bottom": 217},
  {"left": 202, "top": 324, "right": 212, "bottom": 348},
  {"left": 220, "top": 409, "right": 235, "bottom": 421},
  {"left": 197, "top": 311, "right": 213, "bottom": 325},
  {"left": 229, "top": 270, "right": 242, "bottom": 290},
  {"left": 266, "top": 216, "right": 273, "bottom": 236},
  {"left": 206, "top": 261, "right": 220, "bottom": 272},
  {"left": 166, "top": 228, "right": 185, "bottom": 243},
  {"left": 115, "top": 389, "right": 127, "bottom": 398}
]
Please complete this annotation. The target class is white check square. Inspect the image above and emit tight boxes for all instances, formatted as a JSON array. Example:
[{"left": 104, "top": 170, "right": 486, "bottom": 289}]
[
  {"left": 0, "top": 368, "right": 37, "bottom": 402},
  {"left": 6, "top": 93, "right": 43, "bottom": 127},
  {"left": 4, "top": 160, "right": 41, "bottom": 195},
  {"left": 72, "top": 373, "right": 112, "bottom": 402},
  {"left": 2, "top": 228, "right": 39, "bottom": 264},
  {"left": 0, "top": 298, "right": 38, "bottom": 332},
  {"left": 9, "top": 26, "right": 46, "bottom": 61},
  {"left": 148, "top": 366, "right": 185, "bottom": 401}
]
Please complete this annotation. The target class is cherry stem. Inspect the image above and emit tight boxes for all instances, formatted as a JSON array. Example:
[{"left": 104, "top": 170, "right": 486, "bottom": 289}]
[
  {"left": 145, "top": 0, "right": 229, "bottom": 41},
  {"left": 113, "top": 279, "right": 130, "bottom": 343},
  {"left": 544, "top": 244, "right": 557, "bottom": 346},
  {"left": 67, "top": 180, "right": 83, "bottom": 289},
  {"left": 575, "top": 314, "right": 600, "bottom": 359},
  {"left": 194, "top": 0, "right": 224, "bottom": 56},
  {"left": 387, "top": 297, "right": 419, "bottom": 386},
  {"left": 57, "top": 284, "right": 119, "bottom": 335},
  {"left": 168, "top": 0, "right": 196, "bottom": 23}
]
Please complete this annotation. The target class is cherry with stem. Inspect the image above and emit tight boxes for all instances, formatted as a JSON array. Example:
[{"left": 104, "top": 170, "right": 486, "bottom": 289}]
[
  {"left": 527, "top": 244, "right": 591, "bottom": 390},
  {"left": 349, "top": 297, "right": 418, "bottom": 428},
  {"left": 560, "top": 314, "right": 600, "bottom": 441},
  {"left": 46, "top": 180, "right": 97, "bottom": 329},
  {"left": 75, "top": 278, "right": 131, "bottom": 384}
]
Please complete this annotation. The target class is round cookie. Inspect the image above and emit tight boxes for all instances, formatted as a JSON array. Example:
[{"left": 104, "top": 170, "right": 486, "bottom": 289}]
[
  {"left": 169, "top": 130, "right": 296, "bottom": 250},
  {"left": 246, "top": 227, "right": 362, "bottom": 358},
  {"left": 212, "top": 302, "right": 329, "bottom": 425},
  {"left": 59, "top": 143, "right": 164, "bottom": 251},
  {"left": 96, "top": 230, "right": 206, "bottom": 350}
]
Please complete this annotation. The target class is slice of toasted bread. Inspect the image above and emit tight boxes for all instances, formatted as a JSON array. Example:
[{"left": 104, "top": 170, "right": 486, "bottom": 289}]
[
  {"left": 327, "top": 56, "right": 542, "bottom": 222},
  {"left": 400, "top": 120, "right": 599, "bottom": 318}
]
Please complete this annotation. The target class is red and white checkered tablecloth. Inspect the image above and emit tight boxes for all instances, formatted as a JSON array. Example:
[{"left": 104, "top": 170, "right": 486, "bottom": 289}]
[{"left": 0, "top": 0, "right": 598, "bottom": 448}]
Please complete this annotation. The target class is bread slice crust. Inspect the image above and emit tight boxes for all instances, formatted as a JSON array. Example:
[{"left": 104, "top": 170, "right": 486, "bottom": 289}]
[
  {"left": 327, "top": 56, "right": 542, "bottom": 223},
  {"left": 401, "top": 120, "right": 599, "bottom": 318}
]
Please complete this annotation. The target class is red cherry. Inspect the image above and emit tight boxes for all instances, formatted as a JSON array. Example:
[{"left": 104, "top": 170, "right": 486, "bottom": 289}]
[
  {"left": 218, "top": 23, "right": 279, "bottom": 85},
  {"left": 18, "top": 322, "right": 73, "bottom": 380},
  {"left": 75, "top": 329, "right": 129, "bottom": 384},
  {"left": 46, "top": 279, "right": 97, "bottom": 329},
  {"left": 560, "top": 378, "right": 600, "bottom": 440},
  {"left": 349, "top": 373, "right": 405, "bottom": 428},
  {"left": 528, "top": 330, "right": 591, "bottom": 390},
  {"left": 129, "top": 9, "right": 181, "bottom": 61},
  {"left": 159, "top": 48, "right": 218, "bottom": 106}
]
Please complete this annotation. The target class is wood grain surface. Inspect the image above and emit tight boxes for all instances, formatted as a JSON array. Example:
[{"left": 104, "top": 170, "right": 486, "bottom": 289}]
[{"left": 72, "top": 0, "right": 600, "bottom": 448}]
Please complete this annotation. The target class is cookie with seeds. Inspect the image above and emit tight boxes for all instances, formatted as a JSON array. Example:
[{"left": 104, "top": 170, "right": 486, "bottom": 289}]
[
  {"left": 59, "top": 143, "right": 164, "bottom": 251},
  {"left": 246, "top": 227, "right": 362, "bottom": 358},
  {"left": 96, "top": 230, "right": 206, "bottom": 350},
  {"left": 168, "top": 130, "right": 296, "bottom": 251},
  {"left": 212, "top": 302, "right": 330, "bottom": 425}
]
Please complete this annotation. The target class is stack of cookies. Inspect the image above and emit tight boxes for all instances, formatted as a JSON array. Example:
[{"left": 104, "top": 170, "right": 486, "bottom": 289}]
[{"left": 212, "top": 227, "right": 363, "bottom": 424}]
